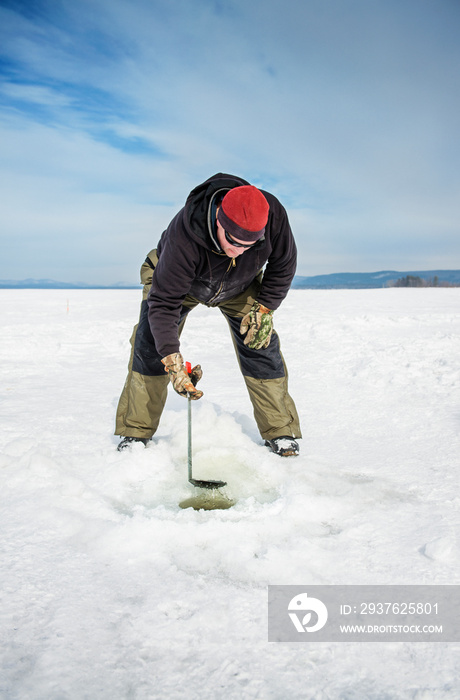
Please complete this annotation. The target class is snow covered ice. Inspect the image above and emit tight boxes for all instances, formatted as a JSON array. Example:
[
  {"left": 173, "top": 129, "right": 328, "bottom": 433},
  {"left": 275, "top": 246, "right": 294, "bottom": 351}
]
[{"left": 1, "top": 288, "right": 459, "bottom": 699}]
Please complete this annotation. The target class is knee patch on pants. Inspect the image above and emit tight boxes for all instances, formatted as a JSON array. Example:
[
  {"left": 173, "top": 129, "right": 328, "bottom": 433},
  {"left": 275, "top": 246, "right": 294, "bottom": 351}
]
[{"left": 223, "top": 313, "right": 285, "bottom": 380}]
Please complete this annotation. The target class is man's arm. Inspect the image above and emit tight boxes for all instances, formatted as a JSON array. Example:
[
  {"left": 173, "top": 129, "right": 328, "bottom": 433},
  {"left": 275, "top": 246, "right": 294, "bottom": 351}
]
[
  {"left": 256, "top": 201, "right": 297, "bottom": 310},
  {"left": 147, "top": 210, "right": 198, "bottom": 357}
]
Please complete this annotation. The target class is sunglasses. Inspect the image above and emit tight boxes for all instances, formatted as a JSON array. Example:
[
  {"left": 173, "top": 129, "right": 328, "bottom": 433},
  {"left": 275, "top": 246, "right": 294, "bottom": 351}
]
[{"left": 224, "top": 230, "right": 265, "bottom": 249}]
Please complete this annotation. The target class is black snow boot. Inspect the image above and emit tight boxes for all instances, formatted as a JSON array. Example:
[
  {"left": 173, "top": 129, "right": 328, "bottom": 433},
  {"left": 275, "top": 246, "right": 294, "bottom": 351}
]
[
  {"left": 117, "top": 436, "right": 150, "bottom": 451},
  {"left": 265, "top": 436, "right": 299, "bottom": 457}
]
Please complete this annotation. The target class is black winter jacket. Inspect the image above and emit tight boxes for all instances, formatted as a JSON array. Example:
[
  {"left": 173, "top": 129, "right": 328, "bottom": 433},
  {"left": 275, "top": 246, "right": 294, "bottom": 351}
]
[{"left": 147, "top": 173, "right": 297, "bottom": 356}]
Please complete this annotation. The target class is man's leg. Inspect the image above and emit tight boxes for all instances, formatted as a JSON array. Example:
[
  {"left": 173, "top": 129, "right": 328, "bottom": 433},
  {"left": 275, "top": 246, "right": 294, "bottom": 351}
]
[
  {"left": 115, "top": 249, "right": 198, "bottom": 440},
  {"left": 115, "top": 306, "right": 170, "bottom": 439},
  {"left": 218, "top": 284, "right": 301, "bottom": 442},
  {"left": 115, "top": 300, "right": 194, "bottom": 439}
]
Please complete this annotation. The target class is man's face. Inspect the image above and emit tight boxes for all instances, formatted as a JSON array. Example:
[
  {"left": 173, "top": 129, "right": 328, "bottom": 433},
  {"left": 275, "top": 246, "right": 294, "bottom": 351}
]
[{"left": 216, "top": 217, "right": 258, "bottom": 258}]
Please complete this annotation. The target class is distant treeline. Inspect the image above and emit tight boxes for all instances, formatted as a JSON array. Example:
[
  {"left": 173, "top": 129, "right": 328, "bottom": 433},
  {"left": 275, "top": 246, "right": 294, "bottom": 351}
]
[{"left": 388, "top": 275, "right": 459, "bottom": 288}]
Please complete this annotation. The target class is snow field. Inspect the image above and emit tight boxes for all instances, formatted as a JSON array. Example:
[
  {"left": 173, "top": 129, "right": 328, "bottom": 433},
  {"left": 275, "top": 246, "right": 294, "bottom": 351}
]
[{"left": 1, "top": 288, "right": 459, "bottom": 699}]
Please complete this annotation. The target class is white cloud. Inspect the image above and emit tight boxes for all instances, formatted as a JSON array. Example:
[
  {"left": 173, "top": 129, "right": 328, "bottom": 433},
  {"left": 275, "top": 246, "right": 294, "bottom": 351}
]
[{"left": 1, "top": 0, "right": 459, "bottom": 282}]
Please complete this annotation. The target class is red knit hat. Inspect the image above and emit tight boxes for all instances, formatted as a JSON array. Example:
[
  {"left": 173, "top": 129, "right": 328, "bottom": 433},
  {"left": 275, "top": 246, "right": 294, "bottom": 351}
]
[{"left": 217, "top": 185, "right": 269, "bottom": 242}]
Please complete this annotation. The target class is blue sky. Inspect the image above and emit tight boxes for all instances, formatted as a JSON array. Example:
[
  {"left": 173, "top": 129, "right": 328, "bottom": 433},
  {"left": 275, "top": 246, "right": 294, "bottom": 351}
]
[{"left": 1, "top": 0, "right": 459, "bottom": 284}]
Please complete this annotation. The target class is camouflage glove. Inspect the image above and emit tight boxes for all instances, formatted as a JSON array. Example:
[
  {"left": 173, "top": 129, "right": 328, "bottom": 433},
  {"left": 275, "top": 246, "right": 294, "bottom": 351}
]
[
  {"left": 161, "top": 353, "right": 203, "bottom": 400},
  {"left": 240, "top": 302, "right": 274, "bottom": 350}
]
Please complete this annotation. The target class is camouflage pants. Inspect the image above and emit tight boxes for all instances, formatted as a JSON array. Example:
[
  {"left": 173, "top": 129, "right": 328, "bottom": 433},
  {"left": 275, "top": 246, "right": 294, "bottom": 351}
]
[{"left": 115, "top": 250, "right": 302, "bottom": 442}]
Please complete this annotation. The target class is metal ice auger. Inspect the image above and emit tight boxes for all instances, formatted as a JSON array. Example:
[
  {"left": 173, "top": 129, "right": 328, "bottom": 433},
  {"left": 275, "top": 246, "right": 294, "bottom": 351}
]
[{"left": 185, "top": 361, "right": 226, "bottom": 490}]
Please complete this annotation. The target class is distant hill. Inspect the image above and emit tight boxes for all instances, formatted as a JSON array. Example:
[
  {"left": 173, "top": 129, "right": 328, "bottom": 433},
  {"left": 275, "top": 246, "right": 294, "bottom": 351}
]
[
  {"left": 292, "top": 270, "right": 460, "bottom": 289},
  {"left": 1, "top": 270, "right": 460, "bottom": 290}
]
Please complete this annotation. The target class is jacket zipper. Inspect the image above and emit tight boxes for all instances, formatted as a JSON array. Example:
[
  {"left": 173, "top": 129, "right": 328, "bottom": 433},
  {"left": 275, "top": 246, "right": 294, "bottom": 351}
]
[{"left": 207, "top": 257, "right": 236, "bottom": 304}]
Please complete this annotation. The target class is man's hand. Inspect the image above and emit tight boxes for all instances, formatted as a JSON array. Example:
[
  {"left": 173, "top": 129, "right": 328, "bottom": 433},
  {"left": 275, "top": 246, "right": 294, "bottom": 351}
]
[
  {"left": 240, "top": 302, "right": 274, "bottom": 350},
  {"left": 161, "top": 353, "right": 203, "bottom": 399}
]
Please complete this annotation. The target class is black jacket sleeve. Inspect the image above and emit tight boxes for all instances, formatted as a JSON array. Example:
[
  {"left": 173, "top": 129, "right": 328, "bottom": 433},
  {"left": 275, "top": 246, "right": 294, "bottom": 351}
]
[
  {"left": 256, "top": 198, "right": 297, "bottom": 310},
  {"left": 147, "top": 210, "right": 199, "bottom": 357}
]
